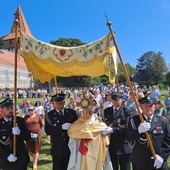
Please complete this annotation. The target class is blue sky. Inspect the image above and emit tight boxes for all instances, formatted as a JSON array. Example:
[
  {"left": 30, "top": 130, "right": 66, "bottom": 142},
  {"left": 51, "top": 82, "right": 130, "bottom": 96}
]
[{"left": 1, "top": 0, "right": 170, "bottom": 67}]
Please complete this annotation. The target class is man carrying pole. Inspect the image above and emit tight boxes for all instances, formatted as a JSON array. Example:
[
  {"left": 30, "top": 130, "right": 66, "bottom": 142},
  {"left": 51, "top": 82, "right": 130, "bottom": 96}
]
[
  {"left": 0, "top": 99, "right": 30, "bottom": 170},
  {"left": 104, "top": 14, "right": 166, "bottom": 169},
  {"left": 126, "top": 96, "right": 170, "bottom": 170}
]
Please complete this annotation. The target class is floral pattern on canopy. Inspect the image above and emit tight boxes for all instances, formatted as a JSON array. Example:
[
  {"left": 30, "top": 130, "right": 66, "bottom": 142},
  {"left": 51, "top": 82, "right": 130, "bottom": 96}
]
[{"left": 20, "top": 31, "right": 117, "bottom": 83}]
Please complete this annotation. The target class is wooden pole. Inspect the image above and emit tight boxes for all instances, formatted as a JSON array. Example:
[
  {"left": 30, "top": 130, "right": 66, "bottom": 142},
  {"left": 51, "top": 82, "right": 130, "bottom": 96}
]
[
  {"left": 54, "top": 76, "right": 58, "bottom": 93},
  {"left": 13, "top": 18, "right": 19, "bottom": 156},
  {"left": 105, "top": 17, "right": 156, "bottom": 159},
  {"left": 116, "top": 75, "right": 119, "bottom": 92}
]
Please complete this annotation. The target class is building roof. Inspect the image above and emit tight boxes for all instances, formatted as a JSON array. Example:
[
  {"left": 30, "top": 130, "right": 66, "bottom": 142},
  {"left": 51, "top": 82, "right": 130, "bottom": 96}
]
[
  {"left": 0, "top": 49, "right": 27, "bottom": 69},
  {"left": 3, "top": 6, "right": 33, "bottom": 40}
]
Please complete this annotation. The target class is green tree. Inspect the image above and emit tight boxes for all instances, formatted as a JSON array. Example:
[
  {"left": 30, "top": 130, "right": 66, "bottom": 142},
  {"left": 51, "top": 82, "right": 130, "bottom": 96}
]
[
  {"left": 136, "top": 51, "right": 168, "bottom": 83},
  {"left": 118, "top": 62, "right": 137, "bottom": 83},
  {"left": 50, "top": 38, "right": 85, "bottom": 47},
  {"left": 166, "top": 72, "right": 170, "bottom": 86},
  {"left": 0, "top": 36, "right": 5, "bottom": 48}
]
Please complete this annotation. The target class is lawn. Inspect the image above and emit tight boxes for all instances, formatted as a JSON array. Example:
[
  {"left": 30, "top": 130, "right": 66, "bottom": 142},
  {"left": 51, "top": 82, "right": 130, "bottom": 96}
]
[{"left": 27, "top": 139, "right": 52, "bottom": 170}]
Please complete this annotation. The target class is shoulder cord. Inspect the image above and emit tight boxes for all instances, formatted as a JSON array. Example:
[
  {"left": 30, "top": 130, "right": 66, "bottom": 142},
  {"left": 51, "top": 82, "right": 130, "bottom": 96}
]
[
  {"left": 128, "top": 141, "right": 136, "bottom": 148},
  {"left": 0, "top": 137, "right": 10, "bottom": 145},
  {"left": 138, "top": 137, "right": 148, "bottom": 144},
  {"left": 45, "top": 113, "right": 54, "bottom": 127}
]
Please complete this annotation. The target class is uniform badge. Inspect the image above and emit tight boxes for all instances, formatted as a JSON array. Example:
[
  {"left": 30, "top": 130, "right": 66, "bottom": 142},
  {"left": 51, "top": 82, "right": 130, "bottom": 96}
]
[
  {"left": 153, "top": 130, "right": 157, "bottom": 134},
  {"left": 57, "top": 120, "right": 60, "bottom": 123},
  {"left": 2, "top": 136, "right": 6, "bottom": 139},
  {"left": 54, "top": 124, "right": 56, "bottom": 126},
  {"left": 154, "top": 118, "right": 157, "bottom": 122},
  {"left": 2, "top": 121, "right": 5, "bottom": 124}
]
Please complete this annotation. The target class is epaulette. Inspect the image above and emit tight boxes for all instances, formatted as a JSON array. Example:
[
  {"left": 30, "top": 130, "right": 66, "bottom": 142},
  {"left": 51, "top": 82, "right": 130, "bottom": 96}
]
[
  {"left": 162, "top": 116, "right": 167, "bottom": 120},
  {"left": 156, "top": 114, "right": 168, "bottom": 121},
  {"left": 156, "top": 114, "right": 161, "bottom": 117}
]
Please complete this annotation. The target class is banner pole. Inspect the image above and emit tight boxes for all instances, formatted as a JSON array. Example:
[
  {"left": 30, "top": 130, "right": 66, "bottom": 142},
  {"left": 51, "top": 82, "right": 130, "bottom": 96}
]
[
  {"left": 105, "top": 15, "right": 156, "bottom": 159},
  {"left": 116, "top": 75, "right": 119, "bottom": 92},
  {"left": 54, "top": 76, "right": 58, "bottom": 93},
  {"left": 13, "top": 16, "right": 19, "bottom": 156}
]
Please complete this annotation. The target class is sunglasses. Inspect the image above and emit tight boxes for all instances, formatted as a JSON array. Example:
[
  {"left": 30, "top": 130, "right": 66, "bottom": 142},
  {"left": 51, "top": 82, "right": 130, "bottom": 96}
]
[{"left": 28, "top": 109, "right": 34, "bottom": 112}]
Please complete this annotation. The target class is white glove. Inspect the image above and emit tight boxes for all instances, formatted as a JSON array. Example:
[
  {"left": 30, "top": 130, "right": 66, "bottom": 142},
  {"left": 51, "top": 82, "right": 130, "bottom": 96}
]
[
  {"left": 138, "top": 122, "right": 151, "bottom": 134},
  {"left": 7, "top": 154, "right": 17, "bottom": 162},
  {"left": 151, "top": 154, "right": 164, "bottom": 169},
  {"left": 62, "top": 123, "right": 72, "bottom": 130},
  {"left": 12, "top": 126, "right": 21, "bottom": 135},
  {"left": 101, "top": 127, "right": 113, "bottom": 136}
]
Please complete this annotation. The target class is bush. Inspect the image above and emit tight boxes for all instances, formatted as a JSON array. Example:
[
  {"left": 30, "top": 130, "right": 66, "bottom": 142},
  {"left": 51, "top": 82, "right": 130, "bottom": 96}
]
[{"left": 158, "top": 83, "right": 165, "bottom": 90}]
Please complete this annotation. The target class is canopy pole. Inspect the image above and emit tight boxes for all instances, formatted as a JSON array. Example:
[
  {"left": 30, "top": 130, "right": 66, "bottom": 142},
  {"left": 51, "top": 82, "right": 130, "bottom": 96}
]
[
  {"left": 116, "top": 75, "right": 119, "bottom": 92},
  {"left": 13, "top": 16, "right": 19, "bottom": 156},
  {"left": 54, "top": 76, "right": 58, "bottom": 93},
  {"left": 105, "top": 16, "right": 156, "bottom": 159}
]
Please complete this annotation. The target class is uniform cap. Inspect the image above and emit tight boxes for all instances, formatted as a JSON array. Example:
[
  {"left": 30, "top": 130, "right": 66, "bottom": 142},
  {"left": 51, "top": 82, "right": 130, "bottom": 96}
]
[
  {"left": 51, "top": 93, "right": 65, "bottom": 102},
  {"left": 111, "top": 92, "right": 123, "bottom": 100},
  {"left": 0, "top": 99, "right": 13, "bottom": 107},
  {"left": 122, "top": 95, "right": 128, "bottom": 101},
  {"left": 138, "top": 96, "right": 156, "bottom": 104}
]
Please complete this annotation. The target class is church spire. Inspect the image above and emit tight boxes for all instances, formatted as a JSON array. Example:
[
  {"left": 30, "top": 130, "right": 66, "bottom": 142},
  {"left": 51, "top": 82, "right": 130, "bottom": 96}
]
[{"left": 3, "top": 6, "right": 33, "bottom": 41}]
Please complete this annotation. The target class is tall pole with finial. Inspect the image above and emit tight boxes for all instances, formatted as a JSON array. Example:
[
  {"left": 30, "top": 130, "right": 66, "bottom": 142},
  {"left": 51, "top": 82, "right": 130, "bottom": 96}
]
[
  {"left": 54, "top": 76, "right": 58, "bottom": 93},
  {"left": 13, "top": 12, "right": 19, "bottom": 156},
  {"left": 105, "top": 14, "right": 156, "bottom": 159}
]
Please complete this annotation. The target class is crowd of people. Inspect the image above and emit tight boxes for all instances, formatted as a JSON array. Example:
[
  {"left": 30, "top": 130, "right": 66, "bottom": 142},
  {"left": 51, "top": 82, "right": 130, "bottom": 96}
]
[{"left": 0, "top": 83, "right": 170, "bottom": 170}]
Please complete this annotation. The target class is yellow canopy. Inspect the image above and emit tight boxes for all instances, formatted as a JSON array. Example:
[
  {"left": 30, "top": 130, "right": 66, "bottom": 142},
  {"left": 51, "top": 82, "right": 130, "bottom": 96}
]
[{"left": 20, "top": 31, "right": 117, "bottom": 83}]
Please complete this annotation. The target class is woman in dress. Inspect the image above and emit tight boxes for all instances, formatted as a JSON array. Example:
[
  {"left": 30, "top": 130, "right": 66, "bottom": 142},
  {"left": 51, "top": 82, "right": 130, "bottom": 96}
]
[{"left": 24, "top": 105, "right": 44, "bottom": 170}]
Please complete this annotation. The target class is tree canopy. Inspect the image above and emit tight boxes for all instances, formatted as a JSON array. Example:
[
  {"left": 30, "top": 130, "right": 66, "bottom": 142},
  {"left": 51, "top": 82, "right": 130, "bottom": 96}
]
[
  {"left": 0, "top": 36, "right": 5, "bottom": 48},
  {"left": 166, "top": 72, "right": 170, "bottom": 86},
  {"left": 136, "top": 51, "right": 168, "bottom": 83},
  {"left": 50, "top": 38, "right": 85, "bottom": 47},
  {"left": 118, "top": 62, "right": 137, "bottom": 83}
]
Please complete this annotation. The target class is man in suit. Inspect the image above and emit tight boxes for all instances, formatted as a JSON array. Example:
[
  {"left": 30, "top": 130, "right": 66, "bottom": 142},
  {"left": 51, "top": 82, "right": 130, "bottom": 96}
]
[
  {"left": 0, "top": 99, "right": 30, "bottom": 170},
  {"left": 126, "top": 96, "right": 170, "bottom": 170},
  {"left": 103, "top": 92, "right": 133, "bottom": 170},
  {"left": 45, "top": 93, "right": 78, "bottom": 170}
]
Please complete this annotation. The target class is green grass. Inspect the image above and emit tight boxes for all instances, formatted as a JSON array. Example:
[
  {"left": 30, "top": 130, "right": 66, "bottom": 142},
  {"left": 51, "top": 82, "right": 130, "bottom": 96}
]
[{"left": 27, "top": 138, "right": 52, "bottom": 170}]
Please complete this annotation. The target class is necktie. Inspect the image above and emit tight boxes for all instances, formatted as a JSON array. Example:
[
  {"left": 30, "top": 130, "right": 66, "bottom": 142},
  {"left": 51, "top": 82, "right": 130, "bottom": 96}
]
[
  {"left": 147, "top": 117, "right": 151, "bottom": 122},
  {"left": 114, "top": 108, "right": 117, "bottom": 113},
  {"left": 113, "top": 108, "right": 117, "bottom": 116},
  {"left": 6, "top": 120, "right": 11, "bottom": 125},
  {"left": 59, "top": 111, "right": 63, "bottom": 116}
]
